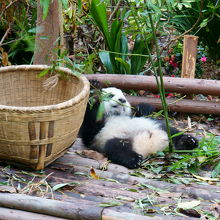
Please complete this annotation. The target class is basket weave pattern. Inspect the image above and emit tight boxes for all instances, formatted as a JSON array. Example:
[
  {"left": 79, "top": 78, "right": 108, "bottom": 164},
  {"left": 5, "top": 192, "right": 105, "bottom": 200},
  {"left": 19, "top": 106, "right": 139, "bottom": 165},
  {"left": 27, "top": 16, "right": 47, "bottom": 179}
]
[{"left": 0, "top": 65, "right": 90, "bottom": 170}]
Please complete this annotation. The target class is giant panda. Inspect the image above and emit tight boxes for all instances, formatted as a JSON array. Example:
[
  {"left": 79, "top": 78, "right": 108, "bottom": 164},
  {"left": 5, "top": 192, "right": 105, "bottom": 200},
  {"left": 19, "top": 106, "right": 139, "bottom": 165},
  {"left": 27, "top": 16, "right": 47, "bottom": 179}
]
[{"left": 80, "top": 81, "right": 198, "bottom": 169}]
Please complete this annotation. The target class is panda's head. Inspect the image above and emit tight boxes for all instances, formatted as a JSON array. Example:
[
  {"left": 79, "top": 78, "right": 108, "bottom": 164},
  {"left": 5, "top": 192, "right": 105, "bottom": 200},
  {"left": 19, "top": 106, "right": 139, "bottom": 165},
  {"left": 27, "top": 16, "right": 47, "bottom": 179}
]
[{"left": 101, "top": 87, "right": 131, "bottom": 117}]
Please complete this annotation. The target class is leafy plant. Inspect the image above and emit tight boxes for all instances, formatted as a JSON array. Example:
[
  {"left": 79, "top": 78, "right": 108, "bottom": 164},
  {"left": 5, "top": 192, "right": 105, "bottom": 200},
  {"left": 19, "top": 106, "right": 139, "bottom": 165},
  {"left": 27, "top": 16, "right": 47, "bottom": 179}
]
[
  {"left": 168, "top": 133, "right": 220, "bottom": 177},
  {"left": 171, "top": 0, "right": 220, "bottom": 63},
  {"left": 89, "top": 0, "right": 149, "bottom": 74},
  {"left": 38, "top": 49, "right": 83, "bottom": 79},
  {"left": 40, "top": 0, "right": 69, "bottom": 20},
  {"left": 0, "top": 0, "right": 37, "bottom": 64}
]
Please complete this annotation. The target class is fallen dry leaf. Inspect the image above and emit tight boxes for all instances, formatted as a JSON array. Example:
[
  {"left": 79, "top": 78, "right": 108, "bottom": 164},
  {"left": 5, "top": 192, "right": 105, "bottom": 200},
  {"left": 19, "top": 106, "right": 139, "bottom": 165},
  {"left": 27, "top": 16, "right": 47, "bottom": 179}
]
[{"left": 90, "top": 167, "right": 99, "bottom": 180}]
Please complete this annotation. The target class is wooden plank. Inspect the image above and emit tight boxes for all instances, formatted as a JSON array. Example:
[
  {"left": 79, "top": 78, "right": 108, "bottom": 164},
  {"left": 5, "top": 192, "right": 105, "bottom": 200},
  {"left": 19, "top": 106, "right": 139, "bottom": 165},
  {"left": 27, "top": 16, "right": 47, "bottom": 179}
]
[{"left": 181, "top": 35, "right": 198, "bottom": 78}]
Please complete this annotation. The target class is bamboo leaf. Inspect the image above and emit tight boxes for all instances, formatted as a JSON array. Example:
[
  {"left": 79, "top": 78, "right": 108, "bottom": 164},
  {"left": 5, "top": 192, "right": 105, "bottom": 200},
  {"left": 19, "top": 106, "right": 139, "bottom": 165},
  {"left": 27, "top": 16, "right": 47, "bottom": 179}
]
[
  {"left": 99, "top": 202, "right": 122, "bottom": 207},
  {"left": 211, "top": 161, "right": 220, "bottom": 178},
  {"left": 96, "top": 102, "right": 105, "bottom": 121},
  {"left": 177, "top": 200, "right": 200, "bottom": 209},
  {"left": 77, "top": 0, "right": 82, "bottom": 13},
  {"left": 60, "top": 0, "right": 68, "bottom": 9},
  {"left": 37, "top": 68, "right": 50, "bottom": 78}
]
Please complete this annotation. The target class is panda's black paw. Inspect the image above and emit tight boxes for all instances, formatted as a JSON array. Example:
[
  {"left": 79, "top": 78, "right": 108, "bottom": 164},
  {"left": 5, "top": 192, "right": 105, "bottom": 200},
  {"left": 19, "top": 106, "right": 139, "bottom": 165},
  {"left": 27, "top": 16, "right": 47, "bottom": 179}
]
[
  {"left": 175, "top": 135, "right": 198, "bottom": 150},
  {"left": 133, "top": 103, "right": 155, "bottom": 117},
  {"left": 122, "top": 152, "right": 143, "bottom": 169}
]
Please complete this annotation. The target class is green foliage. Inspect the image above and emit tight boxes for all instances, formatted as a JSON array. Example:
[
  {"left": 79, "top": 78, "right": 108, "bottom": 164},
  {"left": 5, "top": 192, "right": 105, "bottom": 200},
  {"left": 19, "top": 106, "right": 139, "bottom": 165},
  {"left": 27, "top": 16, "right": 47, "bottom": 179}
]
[
  {"left": 171, "top": 0, "right": 220, "bottom": 63},
  {"left": 90, "top": 0, "right": 148, "bottom": 74},
  {"left": 40, "top": 0, "right": 50, "bottom": 20},
  {"left": 0, "top": 0, "right": 37, "bottom": 64},
  {"left": 40, "top": 0, "right": 69, "bottom": 20},
  {"left": 168, "top": 133, "right": 220, "bottom": 177},
  {"left": 38, "top": 50, "right": 82, "bottom": 79}
]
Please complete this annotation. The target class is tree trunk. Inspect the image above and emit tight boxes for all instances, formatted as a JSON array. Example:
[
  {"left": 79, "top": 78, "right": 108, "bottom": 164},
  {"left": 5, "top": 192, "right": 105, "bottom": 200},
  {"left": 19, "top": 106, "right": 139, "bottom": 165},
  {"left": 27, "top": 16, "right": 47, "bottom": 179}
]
[{"left": 33, "top": 0, "right": 62, "bottom": 65}]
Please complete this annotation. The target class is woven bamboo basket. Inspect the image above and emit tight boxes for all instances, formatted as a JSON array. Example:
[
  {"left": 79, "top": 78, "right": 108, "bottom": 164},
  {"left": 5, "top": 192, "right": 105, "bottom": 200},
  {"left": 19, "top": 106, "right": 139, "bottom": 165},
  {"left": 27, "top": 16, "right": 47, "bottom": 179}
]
[{"left": 0, "top": 65, "right": 90, "bottom": 170}]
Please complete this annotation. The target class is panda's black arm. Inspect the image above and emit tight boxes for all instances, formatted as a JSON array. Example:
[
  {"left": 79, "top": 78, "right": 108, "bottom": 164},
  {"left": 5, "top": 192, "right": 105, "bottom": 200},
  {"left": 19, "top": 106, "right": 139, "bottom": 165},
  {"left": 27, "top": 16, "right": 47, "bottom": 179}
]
[
  {"left": 132, "top": 103, "right": 155, "bottom": 117},
  {"left": 159, "top": 121, "right": 198, "bottom": 150},
  {"left": 104, "top": 138, "right": 143, "bottom": 169},
  {"left": 79, "top": 102, "right": 105, "bottom": 147}
]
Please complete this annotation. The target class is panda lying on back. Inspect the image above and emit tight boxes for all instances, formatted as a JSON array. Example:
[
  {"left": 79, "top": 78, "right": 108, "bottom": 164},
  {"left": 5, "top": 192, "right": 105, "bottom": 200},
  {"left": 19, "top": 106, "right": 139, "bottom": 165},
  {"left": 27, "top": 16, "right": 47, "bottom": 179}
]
[{"left": 80, "top": 81, "right": 198, "bottom": 169}]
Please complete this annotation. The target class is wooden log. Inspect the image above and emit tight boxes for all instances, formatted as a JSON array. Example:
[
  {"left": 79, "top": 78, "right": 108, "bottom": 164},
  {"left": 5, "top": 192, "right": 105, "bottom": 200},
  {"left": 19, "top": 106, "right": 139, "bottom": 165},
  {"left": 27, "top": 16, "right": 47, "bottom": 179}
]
[
  {"left": 67, "top": 166, "right": 220, "bottom": 201},
  {"left": 0, "top": 207, "right": 67, "bottom": 220},
  {"left": 102, "top": 209, "right": 160, "bottom": 220},
  {"left": 85, "top": 74, "right": 220, "bottom": 96},
  {"left": 181, "top": 35, "right": 198, "bottom": 79},
  {"left": 0, "top": 193, "right": 103, "bottom": 220},
  {"left": 127, "top": 96, "right": 220, "bottom": 115}
]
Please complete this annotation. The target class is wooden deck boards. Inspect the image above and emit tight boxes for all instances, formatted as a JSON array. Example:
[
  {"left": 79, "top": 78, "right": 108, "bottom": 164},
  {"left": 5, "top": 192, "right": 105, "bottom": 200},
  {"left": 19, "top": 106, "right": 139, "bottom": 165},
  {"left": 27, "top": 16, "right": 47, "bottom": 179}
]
[{"left": 0, "top": 139, "right": 219, "bottom": 219}]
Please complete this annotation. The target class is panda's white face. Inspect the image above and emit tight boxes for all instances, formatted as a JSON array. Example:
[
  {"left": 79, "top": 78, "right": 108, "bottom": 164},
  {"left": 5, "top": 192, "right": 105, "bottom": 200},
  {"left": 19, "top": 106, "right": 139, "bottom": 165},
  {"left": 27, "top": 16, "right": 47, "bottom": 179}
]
[{"left": 102, "top": 87, "right": 131, "bottom": 117}]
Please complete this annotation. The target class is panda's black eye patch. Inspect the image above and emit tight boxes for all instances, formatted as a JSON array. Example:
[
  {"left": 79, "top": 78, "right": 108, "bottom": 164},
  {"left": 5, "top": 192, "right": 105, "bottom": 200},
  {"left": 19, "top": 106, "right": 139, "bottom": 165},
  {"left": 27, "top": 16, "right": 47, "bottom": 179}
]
[{"left": 108, "top": 93, "right": 114, "bottom": 98}]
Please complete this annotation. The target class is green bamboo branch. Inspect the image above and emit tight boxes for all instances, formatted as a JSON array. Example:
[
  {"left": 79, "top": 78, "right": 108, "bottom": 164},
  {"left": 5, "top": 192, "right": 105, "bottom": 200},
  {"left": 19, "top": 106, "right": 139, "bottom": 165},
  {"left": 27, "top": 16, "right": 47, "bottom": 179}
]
[
  {"left": 126, "top": 0, "right": 174, "bottom": 152},
  {"left": 148, "top": 10, "right": 174, "bottom": 152}
]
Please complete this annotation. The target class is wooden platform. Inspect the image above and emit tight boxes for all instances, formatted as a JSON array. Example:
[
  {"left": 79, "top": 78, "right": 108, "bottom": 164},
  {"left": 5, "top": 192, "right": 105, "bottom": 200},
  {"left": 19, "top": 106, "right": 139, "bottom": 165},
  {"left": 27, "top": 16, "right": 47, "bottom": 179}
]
[{"left": 0, "top": 139, "right": 219, "bottom": 219}]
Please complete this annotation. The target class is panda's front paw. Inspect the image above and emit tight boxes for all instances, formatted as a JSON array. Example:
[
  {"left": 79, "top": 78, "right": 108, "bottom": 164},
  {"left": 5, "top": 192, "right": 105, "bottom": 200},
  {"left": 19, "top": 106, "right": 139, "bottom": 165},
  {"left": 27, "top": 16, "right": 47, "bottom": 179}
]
[
  {"left": 175, "top": 135, "right": 198, "bottom": 150},
  {"left": 133, "top": 103, "right": 155, "bottom": 117},
  {"left": 123, "top": 152, "right": 143, "bottom": 169}
]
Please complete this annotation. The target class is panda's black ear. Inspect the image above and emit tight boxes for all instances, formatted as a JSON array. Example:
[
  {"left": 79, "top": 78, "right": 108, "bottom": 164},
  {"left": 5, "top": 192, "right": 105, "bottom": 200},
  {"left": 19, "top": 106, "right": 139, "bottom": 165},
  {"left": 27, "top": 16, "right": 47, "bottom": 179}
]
[
  {"left": 132, "top": 103, "right": 155, "bottom": 117},
  {"left": 89, "top": 80, "right": 102, "bottom": 90}
]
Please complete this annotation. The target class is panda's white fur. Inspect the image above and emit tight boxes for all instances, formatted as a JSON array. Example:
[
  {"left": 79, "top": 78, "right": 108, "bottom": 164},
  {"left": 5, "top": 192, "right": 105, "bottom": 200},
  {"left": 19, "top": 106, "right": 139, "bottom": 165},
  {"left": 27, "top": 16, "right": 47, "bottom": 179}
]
[{"left": 92, "top": 116, "right": 169, "bottom": 157}]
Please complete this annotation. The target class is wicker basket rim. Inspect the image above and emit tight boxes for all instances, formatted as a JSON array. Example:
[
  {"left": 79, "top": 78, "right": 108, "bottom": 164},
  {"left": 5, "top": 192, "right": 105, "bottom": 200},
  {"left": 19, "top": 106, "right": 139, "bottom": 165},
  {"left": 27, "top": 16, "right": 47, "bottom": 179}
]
[{"left": 0, "top": 65, "right": 90, "bottom": 112}]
